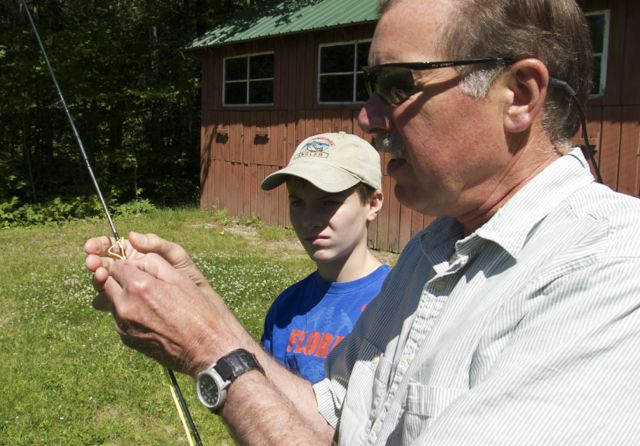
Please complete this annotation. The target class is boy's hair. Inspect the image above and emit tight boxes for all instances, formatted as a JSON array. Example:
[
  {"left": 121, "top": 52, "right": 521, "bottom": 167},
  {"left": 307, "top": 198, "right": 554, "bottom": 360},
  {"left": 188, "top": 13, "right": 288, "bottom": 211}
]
[{"left": 356, "top": 183, "right": 377, "bottom": 205}]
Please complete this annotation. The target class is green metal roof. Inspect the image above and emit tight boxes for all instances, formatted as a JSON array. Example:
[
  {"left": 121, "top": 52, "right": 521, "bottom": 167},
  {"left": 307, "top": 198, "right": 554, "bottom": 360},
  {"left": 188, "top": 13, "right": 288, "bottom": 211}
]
[{"left": 186, "top": 0, "right": 379, "bottom": 50}]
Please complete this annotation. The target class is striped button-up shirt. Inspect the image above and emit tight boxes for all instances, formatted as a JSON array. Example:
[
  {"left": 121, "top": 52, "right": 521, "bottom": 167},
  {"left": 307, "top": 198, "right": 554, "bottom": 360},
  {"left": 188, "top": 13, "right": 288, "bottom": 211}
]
[{"left": 314, "top": 148, "right": 640, "bottom": 445}]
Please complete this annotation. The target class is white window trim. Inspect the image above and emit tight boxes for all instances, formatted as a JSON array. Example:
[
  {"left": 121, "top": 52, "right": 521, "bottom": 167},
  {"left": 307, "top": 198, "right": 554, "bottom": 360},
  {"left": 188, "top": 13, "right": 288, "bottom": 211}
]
[
  {"left": 585, "top": 9, "right": 610, "bottom": 98},
  {"left": 223, "top": 51, "right": 275, "bottom": 106},
  {"left": 317, "top": 39, "right": 371, "bottom": 105}
]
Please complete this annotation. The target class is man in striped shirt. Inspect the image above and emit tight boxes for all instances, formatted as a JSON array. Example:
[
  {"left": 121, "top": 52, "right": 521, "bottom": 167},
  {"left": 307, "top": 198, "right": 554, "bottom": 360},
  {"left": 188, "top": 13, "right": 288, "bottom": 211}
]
[
  {"left": 85, "top": 0, "right": 640, "bottom": 444},
  {"left": 308, "top": 0, "right": 640, "bottom": 444}
]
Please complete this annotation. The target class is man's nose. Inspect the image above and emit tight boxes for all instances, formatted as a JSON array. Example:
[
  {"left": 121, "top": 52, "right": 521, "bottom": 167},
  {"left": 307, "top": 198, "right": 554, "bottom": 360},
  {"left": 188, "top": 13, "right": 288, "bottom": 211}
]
[{"left": 357, "top": 95, "right": 392, "bottom": 151}]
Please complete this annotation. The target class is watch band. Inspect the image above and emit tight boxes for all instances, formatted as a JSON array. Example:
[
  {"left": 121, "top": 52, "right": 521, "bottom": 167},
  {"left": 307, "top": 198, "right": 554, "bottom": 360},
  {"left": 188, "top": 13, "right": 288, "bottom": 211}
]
[
  {"left": 196, "top": 348, "right": 265, "bottom": 413},
  {"left": 216, "top": 349, "right": 265, "bottom": 383}
]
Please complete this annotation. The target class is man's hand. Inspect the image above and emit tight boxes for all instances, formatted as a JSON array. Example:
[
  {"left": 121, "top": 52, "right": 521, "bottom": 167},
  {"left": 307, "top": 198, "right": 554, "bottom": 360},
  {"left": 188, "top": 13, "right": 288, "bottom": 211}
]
[
  {"left": 83, "top": 233, "right": 335, "bottom": 443},
  {"left": 125, "top": 232, "right": 210, "bottom": 289},
  {"left": 84, "top": 236, "right": 236, "bottom": 376},
  {"left": 85, "top": 232, "right": 209, "bottom": 297}
]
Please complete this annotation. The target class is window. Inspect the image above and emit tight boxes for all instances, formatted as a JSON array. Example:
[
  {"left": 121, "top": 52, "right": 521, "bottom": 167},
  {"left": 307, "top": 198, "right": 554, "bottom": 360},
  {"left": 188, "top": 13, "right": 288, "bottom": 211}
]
[
  {"left": 585, "top": 10, "right": 610, "bottom": 97},
  {"left": 318, "top": 40, "right": 371, "bottom": 104},
  {"left": 223, "top": 52, "right": 274, "bottom": 106}
]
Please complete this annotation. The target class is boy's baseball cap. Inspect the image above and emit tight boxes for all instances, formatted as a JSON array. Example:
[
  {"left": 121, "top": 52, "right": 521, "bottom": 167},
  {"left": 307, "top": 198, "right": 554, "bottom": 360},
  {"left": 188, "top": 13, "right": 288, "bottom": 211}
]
[{"left": 260, "top": 132, "right": 382, "bottom": 192}]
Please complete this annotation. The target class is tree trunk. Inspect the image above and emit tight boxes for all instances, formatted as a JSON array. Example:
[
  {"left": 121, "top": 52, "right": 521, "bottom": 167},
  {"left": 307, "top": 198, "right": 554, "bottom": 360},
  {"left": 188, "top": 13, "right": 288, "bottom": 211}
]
[{"left": 22, "top": 120, "right": 38, "bottom": 203}]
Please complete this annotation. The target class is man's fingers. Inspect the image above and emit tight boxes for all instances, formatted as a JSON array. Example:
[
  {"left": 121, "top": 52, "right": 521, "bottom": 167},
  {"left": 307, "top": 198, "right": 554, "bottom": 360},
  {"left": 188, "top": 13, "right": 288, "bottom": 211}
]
[
  {"left": 92, "top": 275, "right": 120, "bottom": 312},
  {"left": 92, "top": 273, "right": 105, "bottom": 292},
  {"left": 92, "top": 292, "right": 113, "bottom": 312},
  {"left": 111, "top": 253, "right": 192, "bottom": 289},
  {"left": 87, "top": 251, "right": 121, "bottom": 312},
  {"left": 84, "top": 236, "right": 114, "bottom": 256},
  {"left": 128, "top": 232, "right": 166, "bottom": 254},
  {"left": 85, "top": 235, "right": 135, "bottom": 260},
  {"left": 128, "top": 232, "right": 188, "bottom": 265},
  {"left": 86, "top": 253, "right": 108, "bottom": 273},
  {"left": 86, "top": 254, "right": 116, "bottom": 288}
]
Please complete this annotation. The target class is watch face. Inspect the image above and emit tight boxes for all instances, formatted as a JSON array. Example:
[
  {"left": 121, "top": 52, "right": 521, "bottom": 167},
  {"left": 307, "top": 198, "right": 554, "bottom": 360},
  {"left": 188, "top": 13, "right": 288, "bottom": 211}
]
[
  {"left": 198, "top": 374, "right": 219, "bottom": 407},
  {"left": 197, "top": 349, "right": 262, "bottom": 411}
]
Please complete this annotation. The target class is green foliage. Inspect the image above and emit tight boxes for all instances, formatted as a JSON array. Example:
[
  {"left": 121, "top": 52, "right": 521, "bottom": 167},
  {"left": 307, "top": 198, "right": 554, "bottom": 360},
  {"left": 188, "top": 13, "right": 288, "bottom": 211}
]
[
  {"left": 206, "top": 207, "right": 235, "bottom": 226},
  {"left": 0, "top": 207, "right": 310, "bottom": 444},
  {"left": 114, "top": 198, "right": 156, "bottom": 218},
  {"left": 0, "top": 0, "right": 253, "bottom": 208},
  {"left": 239, "top": 213, "right": 265, "bottom": 227},
  {"left": 0, "top": 196, "right": 96, "bottom": 227},
  {"left": 0, "top": 196, "right": 157, "bottom": 228}
]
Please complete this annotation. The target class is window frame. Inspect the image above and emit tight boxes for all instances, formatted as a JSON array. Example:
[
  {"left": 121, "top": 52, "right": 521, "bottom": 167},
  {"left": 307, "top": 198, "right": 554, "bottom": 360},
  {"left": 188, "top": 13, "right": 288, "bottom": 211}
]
[
  {"left": 585, "top": 9, "right": 610, "bottom": 98},
  {"left": 316, "top": 39, "right": 372, "bottom": 105},
  {"left": 222, "top": 51, "right": 275, "bottom": 107}
]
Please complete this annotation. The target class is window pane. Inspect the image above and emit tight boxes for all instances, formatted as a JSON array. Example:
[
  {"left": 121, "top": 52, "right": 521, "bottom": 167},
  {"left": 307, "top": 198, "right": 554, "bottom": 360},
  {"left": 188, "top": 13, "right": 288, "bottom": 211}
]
[
  {"left": 591, "top": 55, "right": 602, "bottom": 94},
  {"left": 249, "top": 80, "right": 273, "bottom": 104},
  {"left": 355, "top": 73, "right": 368, "bottom": 102},
  {"left": 225, "top": 82, "right": 247, "bottom": 104},
  {"left": 586, "top": 14, "right": 605, "bottom": 53},
  {"left": 250, "top": 54, "right": 273, "bottom": 79},
  {"left": 320, "top": 44, "right": 355, "bottom": 73},
  {"left": 357, "top": 42, "right": 371, "bottom": 70},
  {"left": 319, "top": 74, "right": 354, "bottom": 102},
  {"left": 225, "top": 58, "right": 247, "bottom": 81}
]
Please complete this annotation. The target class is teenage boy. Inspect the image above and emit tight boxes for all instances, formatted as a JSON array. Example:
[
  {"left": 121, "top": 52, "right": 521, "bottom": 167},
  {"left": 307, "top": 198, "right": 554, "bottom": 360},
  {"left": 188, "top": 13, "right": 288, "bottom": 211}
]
[{"left": 259, "top": 132, "right": 391, "bottom": 383}]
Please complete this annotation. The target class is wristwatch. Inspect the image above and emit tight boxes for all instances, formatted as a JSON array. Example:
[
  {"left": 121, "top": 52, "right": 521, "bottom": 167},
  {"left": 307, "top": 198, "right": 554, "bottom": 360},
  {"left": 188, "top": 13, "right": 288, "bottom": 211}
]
[{"left": 196, "top": 348, "right": 264, "bottom": 412}]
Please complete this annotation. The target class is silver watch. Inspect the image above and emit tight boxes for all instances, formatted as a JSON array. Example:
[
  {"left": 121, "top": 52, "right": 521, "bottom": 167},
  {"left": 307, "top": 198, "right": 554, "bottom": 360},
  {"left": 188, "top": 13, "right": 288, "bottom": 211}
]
[{"left": 196, "top": 349, "right": 264, "bottom": 412}]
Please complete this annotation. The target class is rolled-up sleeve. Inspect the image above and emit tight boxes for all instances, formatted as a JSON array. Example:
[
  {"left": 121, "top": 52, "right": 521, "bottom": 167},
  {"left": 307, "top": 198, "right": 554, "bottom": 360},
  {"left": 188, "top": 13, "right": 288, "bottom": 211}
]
[{"left": 313, "top": 378, "right": 341, "bottom": 428}]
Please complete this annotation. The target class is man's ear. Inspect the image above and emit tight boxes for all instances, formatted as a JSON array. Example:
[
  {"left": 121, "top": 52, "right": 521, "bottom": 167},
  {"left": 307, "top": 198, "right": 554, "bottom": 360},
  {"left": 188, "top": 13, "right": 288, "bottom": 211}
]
[
  {"left": 367, "top": 190, "right": 384, "bottom": 221},
  {"left": 502, "top": 59, "right": 549, "bottom": 134}
]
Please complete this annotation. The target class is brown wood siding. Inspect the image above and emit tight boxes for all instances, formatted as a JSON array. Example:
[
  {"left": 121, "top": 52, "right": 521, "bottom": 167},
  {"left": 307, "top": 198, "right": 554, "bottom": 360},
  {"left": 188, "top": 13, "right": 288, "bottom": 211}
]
[
  {"left": 582, "top": 0, "right": 640, "bottom": 197},
  {"left": 199, "top": 1, "right": 639, "bottom": 253}
]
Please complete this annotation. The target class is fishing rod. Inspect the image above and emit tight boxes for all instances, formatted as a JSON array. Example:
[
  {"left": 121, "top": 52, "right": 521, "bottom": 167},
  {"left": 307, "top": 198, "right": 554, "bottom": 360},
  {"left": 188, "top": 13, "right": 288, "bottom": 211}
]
[{"left": 21, "top": 1, "right": 202, "bottom": 444}]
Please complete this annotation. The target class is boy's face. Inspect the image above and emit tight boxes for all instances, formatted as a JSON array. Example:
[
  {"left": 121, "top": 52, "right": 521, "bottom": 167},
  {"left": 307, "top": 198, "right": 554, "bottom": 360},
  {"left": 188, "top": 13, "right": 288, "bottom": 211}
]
[{"left": 286, "top": 178, "right": 376, "bottom": 265}]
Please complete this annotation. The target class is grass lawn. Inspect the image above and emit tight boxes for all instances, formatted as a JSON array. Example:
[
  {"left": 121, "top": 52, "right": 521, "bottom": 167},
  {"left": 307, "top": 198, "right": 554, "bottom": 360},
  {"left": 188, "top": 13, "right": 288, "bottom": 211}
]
[{"left": 0, "top": 207, "right": 319, "bottom": 445}]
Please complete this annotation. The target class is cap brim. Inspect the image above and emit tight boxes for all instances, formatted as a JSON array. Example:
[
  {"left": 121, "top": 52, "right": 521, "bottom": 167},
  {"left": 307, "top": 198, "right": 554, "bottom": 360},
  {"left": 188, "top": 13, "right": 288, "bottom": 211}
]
[{"left": 260, "top": 161, "right": 360, "bottom": 193}]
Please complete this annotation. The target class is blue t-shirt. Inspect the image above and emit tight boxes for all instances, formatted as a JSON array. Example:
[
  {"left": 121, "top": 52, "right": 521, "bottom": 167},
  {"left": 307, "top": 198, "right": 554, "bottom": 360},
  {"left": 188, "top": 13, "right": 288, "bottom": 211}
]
[{"left": 261, "top": 264, "right": 391, "bottom": 383}]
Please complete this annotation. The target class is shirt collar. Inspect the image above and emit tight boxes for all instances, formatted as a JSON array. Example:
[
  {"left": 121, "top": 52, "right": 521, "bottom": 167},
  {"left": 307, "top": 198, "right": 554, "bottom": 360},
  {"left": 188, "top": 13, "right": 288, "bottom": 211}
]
[
  {"left": 475, "top": 147, "right": 595, "bottom": 258},
  {"left": 418, "top": 148, "right": 595, "bottom": 263}
]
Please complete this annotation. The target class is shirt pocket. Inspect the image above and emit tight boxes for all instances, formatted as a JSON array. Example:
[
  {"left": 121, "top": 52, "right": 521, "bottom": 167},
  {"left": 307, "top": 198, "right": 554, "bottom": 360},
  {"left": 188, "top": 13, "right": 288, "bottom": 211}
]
[{"left": 401, "top": 384, "right": 467, "bottom": 443}]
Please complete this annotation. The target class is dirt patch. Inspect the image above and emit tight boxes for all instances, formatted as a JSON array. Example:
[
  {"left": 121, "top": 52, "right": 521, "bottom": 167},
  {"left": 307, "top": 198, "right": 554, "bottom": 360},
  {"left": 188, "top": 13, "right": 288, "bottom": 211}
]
[
  {"left": 224, "top": 224, "right": 259, "bottom": 239},
  {"left": 192, "top": 221, "right": 399, "bottom": 265},
  {"left": 224, "top": 224, "right": 399, "bottom": 265},
  {"left": 223, "top": 224, "right": 307, "bottom": 258},
  {"left": 371, "top": 248, "right": 400, "bottom": 266}
]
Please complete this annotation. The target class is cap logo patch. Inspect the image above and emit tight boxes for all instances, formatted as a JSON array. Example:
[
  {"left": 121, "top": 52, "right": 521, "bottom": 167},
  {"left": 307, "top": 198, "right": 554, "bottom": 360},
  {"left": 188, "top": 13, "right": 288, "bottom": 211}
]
[{"left": 293, "top": 136, "right": 334, "bottom": 160}]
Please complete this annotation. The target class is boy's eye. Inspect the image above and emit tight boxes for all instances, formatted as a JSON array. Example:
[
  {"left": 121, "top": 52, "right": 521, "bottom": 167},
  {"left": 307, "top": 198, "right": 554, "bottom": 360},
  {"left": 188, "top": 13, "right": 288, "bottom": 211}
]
[{"left": 289, "top": 199, "right": 302, "bottom": 208}]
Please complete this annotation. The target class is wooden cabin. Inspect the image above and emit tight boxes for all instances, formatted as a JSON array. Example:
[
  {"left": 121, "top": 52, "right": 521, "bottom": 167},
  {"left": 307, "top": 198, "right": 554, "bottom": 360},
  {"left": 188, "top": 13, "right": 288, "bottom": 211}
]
[{"left": 187, "top": 0, "right": 640, "bottom": 253}]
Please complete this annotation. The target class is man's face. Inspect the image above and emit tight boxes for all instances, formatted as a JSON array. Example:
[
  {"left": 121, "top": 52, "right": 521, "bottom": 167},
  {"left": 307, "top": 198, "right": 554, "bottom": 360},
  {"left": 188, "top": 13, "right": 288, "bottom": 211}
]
[{"left": 358, "top": 0, "right": 512, "bottom": 222}]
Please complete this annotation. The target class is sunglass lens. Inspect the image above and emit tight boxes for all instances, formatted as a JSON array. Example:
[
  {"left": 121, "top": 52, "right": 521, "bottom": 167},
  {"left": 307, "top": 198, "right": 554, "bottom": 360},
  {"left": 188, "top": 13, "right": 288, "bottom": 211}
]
[
  {"left": 377, "top": 67, "right": 415, "bottom": 105},
  {"left": 364, "top": 68, "right": 376, "bottom": 97}
]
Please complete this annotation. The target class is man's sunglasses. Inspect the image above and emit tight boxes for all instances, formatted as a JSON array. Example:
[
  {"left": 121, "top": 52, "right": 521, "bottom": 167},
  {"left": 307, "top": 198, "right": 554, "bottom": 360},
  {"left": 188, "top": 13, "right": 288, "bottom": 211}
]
[{"left": 362, "top": 57, "right": 513, "bottom": 105}]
